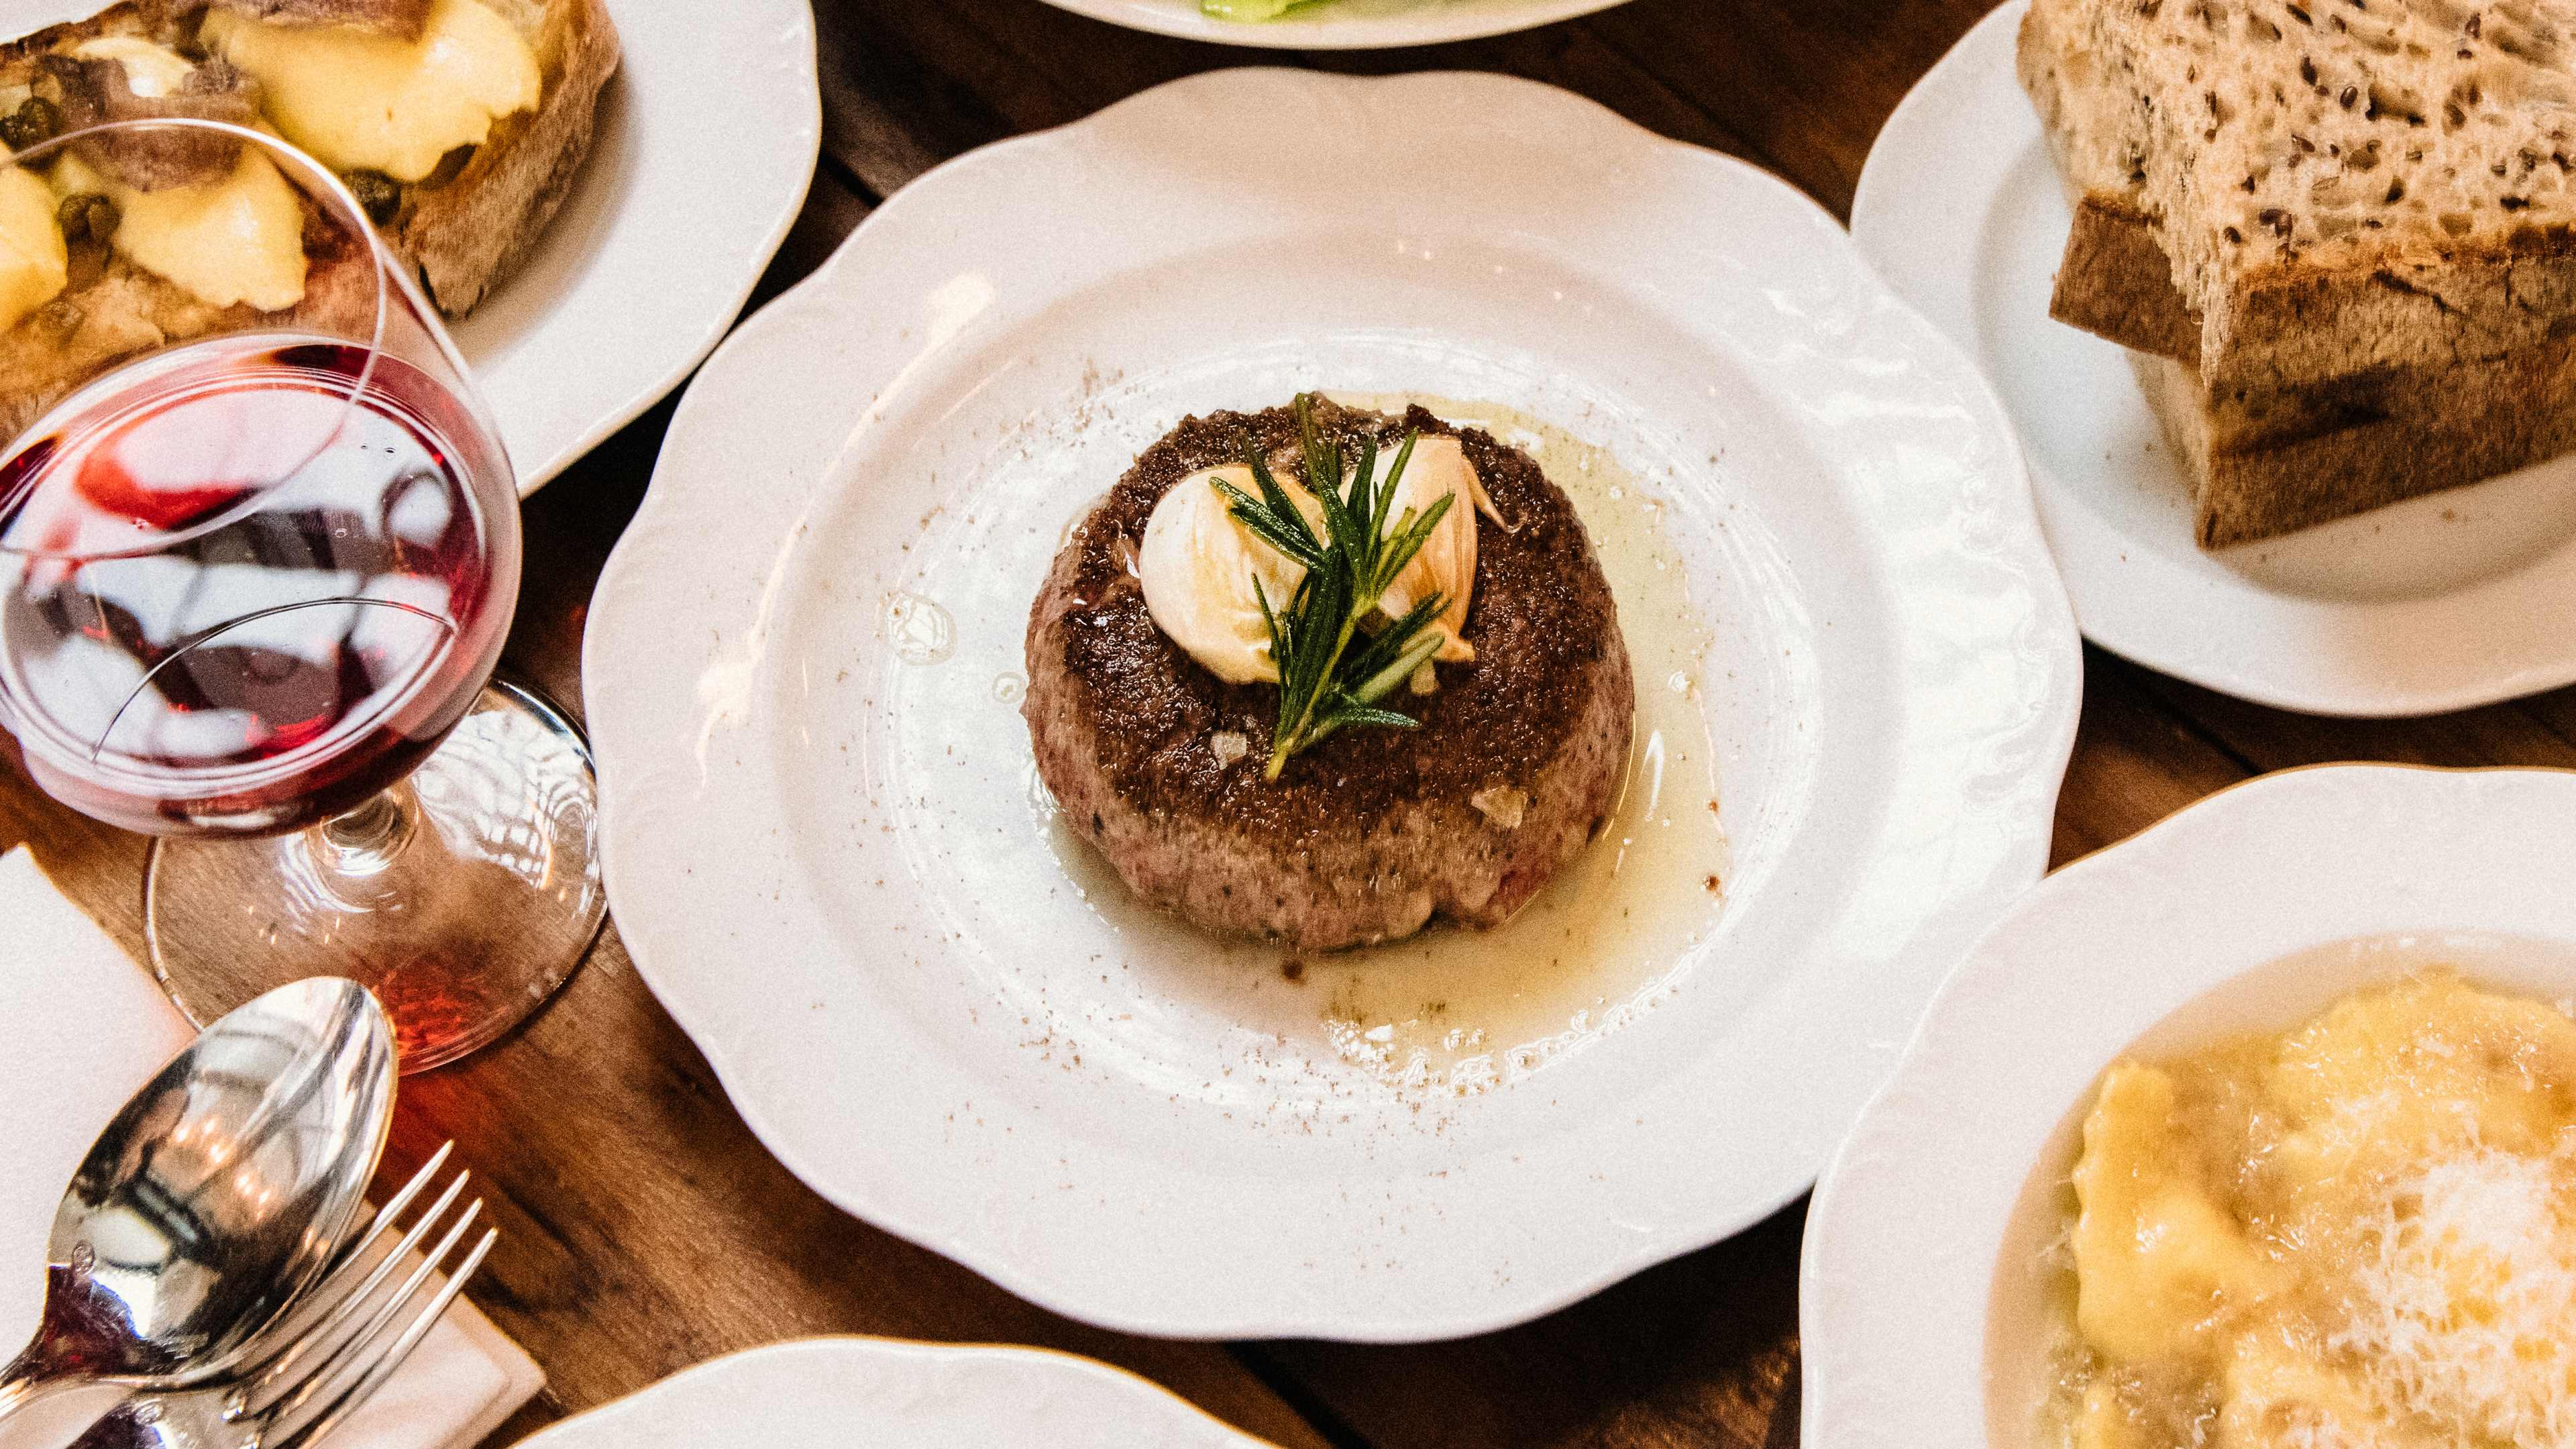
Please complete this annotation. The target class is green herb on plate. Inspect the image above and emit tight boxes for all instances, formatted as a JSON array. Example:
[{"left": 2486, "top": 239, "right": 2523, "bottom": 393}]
[{"left": 1214, "top": 393, "right": 1454, "bottom": 779}]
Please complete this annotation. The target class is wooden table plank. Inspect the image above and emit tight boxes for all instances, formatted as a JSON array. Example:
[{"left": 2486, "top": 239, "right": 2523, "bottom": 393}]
[
  {"left": 817, "top": 0, "right": 1791, "bottom": 192},
  {"left": 1578, "top": 0, "right": 1994, "bottom": 216},
  {"left": 1252, "top": 1205, "right": 1805, "bottom": 1449},
  {"left": 2053, "top": 652, "right": 2255, "bottom": 866}
]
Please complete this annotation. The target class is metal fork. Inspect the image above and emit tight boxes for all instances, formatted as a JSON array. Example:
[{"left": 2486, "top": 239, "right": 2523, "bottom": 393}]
[{"left": 70, "top": 1146, "right": 497, "bottom": 1449}]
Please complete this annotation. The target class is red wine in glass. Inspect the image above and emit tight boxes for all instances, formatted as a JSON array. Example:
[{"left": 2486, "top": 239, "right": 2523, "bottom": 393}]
[
  {"left": 0, "top": 116, "right": 600, "bottom": 1073},
  {"left": 0, "top": 334, "right": 510, "bottom": 837}
]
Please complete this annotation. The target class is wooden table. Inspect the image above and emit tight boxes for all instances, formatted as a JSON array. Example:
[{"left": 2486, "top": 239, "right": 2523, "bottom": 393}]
[{"left": 12, "top": 1, "right": 2576, "bottom": 1444}]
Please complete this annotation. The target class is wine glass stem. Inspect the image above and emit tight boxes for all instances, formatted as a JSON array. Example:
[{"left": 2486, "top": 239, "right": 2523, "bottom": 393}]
[{"left": 311, "top": 782, "right": 419, "bottom": 886}]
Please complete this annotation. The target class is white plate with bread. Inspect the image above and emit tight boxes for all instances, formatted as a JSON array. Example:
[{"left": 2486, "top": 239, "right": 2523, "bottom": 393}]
[
  {"left": 1801, "top": 763, "right": 2576, "bottom": 1447},
  {"left": 0, "top": 0, "right": 816, "bottom": 493},
  {"left": 1038, "top": 0, "right": 1627, "bottom": 49},
  {"left": 521, "top": 1338, "right": 1271, "bottom": 1449},
  {"left": 1856, "top": 0, "right": 2576, "bottom": 716},
  {"left": 588, "top": 68, "right": 2078, "bottom": 1340}
]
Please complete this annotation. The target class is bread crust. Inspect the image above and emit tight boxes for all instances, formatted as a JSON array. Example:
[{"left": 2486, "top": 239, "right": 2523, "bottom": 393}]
[
  {"left": 0, "top": 245, "right": 379, "bottom": 443},
  {"left": 2131, "top": 338, "right": 2576, "bottom": 548},
  {"left": 2061, "top": 191, "right": 2576, "bottom": 395},
  {"left": 392, "top": 0, "right": 617, "bottom": 315},
  {"left": 2051, "top": 193, "right": 2201, "bottom": 362}
]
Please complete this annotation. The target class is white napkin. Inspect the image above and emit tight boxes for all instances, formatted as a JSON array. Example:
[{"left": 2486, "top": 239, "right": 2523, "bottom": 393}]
[{"left": 0, "top": 847, "right": 543, "bottom": 1448}]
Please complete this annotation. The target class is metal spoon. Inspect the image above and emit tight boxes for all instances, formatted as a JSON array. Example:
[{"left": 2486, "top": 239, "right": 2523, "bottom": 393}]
[{"left": 0, "top": 978, "right": 396, "bottom": 1446}]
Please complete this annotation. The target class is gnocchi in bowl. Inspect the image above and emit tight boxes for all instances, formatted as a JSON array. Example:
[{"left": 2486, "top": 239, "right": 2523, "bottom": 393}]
[
  {"left": 1797, "top": 766, "right": 2576, "bottom": 1449},
  {"left": 2039, "top": 969, "right": 2576, "bottom": 1448}
]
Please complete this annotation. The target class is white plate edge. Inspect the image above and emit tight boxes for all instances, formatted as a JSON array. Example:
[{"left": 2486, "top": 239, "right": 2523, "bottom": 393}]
[
  {"left": 1794, "top": 761, "right": 2576, "bottom": 1446},
  {"left": 506, "top": 0, "right": 820, "bottom": 492},
  {"left": 1034, "top": 0, "right": 1627, "bottom": 49},
  {"left": 515, "top": 1336, "right": 1277, "bottom": 1446}
]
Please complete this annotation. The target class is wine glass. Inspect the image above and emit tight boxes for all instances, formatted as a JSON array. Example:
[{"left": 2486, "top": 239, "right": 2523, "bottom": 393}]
[{"left": 0, "top": 117, "right": 602, "bottom": 1071}]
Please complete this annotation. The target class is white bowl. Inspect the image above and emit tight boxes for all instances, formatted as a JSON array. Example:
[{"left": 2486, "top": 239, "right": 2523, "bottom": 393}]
[{"left": 1799, "top": 763, "right": 2576, "bottom": 1446}]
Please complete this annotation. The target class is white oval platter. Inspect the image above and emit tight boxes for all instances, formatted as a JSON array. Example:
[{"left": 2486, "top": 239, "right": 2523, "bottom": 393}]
[{"left": 587, "top": 68, "right": 2080, "bottom": 1340}]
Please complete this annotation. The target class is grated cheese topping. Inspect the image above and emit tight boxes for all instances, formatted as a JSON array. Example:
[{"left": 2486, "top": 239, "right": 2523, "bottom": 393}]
[
  {"left": 2053, "top": 976, "right": 2576, "bottom": 1449},
  {"left": 2335, "top": 1144, "right": 2576, "bottom": 1448}
]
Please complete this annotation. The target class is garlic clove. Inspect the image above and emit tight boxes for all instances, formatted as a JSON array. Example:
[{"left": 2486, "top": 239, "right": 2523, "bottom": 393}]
[
  {"left": 1375, "top": 435, "right": 1483, "bottom": 663},
  {"left": 1138, "top": 427, "right": 1488, "bottom": 686},
  {"left": 1138, "top": 464, "right": 1318, "bottom": 685}
]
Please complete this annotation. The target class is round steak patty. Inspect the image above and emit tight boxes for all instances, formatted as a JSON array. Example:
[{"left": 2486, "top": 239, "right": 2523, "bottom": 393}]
[{"left": 1022, "top": 398, "right": 1633, "bottom": 951}]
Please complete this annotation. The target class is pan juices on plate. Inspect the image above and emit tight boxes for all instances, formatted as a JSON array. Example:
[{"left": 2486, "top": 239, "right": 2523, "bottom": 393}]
[{"left": 1024, "top": 393, "right": 1635, "bottom": 953}]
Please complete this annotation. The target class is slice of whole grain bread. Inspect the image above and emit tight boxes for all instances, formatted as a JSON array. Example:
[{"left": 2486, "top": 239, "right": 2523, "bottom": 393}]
[
  {"left": 2029, "top": 0, "right": 2576, "bottom": 396},
  {"left": 2024, "top": 0, "right": 2576, "bottom": 546},
  {"left": 2021, "top": 0, "right": 2201, "bottom": 359}
]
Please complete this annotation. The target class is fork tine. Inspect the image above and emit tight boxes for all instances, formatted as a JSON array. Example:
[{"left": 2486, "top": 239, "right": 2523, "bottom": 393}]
[
  {"left": 245, "top": 1165, "right": 473, "bottom": 1389},
  {"left": 323, "top": 1142, "right": 454, "bottom": 1278},
  {"left": 250, "top": 1197, "right": 484, "bottom": 1428},
  {"left": 268, "top": 1229, "right": 496, "bottom": 1449}
]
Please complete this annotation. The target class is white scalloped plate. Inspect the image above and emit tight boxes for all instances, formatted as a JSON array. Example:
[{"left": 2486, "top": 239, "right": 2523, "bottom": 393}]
[
  {"left": 587, "top": 68, "right": 2079, "bottom": 1340},
  {"left": 520, "top": 1338, "right": 1272, "bottom": 1448},
  {"left": 1855, "top": 1, "right": 2576, "bottom": 716},
  {"left": 0, "top": 0, "right": 820, "bottom": 494},
  {"left": 1036, "top": 0, "right": 1625, "bottom": 48},
  {"left": 446, "top": 0, "right": 816, "bottom": 492},
  {"left": 1801, "top": 765, "right": 2576, "bottom": 1447}
]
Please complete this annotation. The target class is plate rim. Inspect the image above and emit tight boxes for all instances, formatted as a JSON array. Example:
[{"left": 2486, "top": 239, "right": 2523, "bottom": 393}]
[
  {"left": 1033, "top": 0, "right": 1629, "bottom": 49},
  {"left": 488, "top": 0, "right": 818, "bottom": 492},
  {"left": 515, "top": 1335, "right": 1275, "bottom": 1446},
  {"left": 589, "top": 65, "right": 2082, "bottom": 1341},
  {"left": 1795, "top": 761, "right": 2576, "bottom": 1447},
  {"left": 1852, "top": 0, "right": 2576, "bottom": 717}
]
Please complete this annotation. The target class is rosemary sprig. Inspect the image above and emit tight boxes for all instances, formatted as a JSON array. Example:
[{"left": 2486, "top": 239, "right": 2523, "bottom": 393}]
[{"left": 1212, "top": 394, "right": 1454, "bottom": 779}]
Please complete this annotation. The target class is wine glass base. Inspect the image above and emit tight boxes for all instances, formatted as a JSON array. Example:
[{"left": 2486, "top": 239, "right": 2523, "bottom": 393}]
[{"left": 145, "top": 679, "right": 604, "bottom": 1073}]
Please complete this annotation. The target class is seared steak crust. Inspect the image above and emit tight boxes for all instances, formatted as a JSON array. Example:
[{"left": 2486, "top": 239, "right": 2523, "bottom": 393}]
[{"left": 1023, "top": 399, "right": 1634, "bottom": 951}]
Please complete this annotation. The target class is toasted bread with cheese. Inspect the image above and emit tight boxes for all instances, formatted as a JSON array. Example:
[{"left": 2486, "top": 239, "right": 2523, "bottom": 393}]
[{"left": 0, "top": 0, "right": 614, "bottom": 439}]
